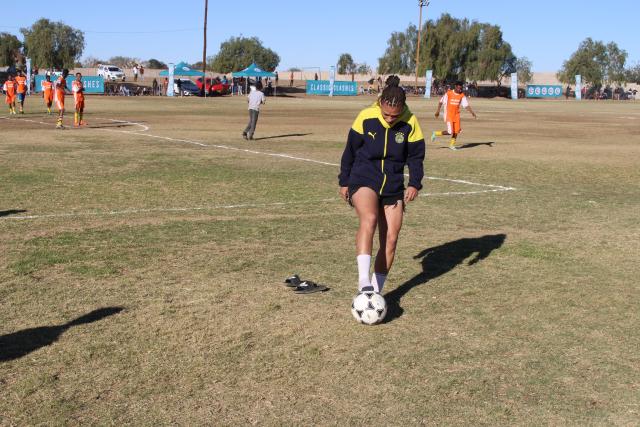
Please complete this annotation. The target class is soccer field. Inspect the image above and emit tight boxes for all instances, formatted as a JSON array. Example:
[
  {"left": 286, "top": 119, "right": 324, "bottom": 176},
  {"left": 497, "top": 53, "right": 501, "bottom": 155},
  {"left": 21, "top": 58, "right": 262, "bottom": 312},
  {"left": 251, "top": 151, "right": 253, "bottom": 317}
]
[{"left": 1, "top": 95, "right": 639, "bottom": 424}]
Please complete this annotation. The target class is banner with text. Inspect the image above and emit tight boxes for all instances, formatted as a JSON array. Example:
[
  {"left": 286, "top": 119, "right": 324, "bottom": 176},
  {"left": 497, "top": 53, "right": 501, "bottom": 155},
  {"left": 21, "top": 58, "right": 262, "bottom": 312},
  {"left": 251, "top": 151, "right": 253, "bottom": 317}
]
[
  {"left": 511, "top": 73, "right": 518, "bottom": 100},
  {"left": 575, "top": 75, "right": 582, "bottom": 101},
  {"left": 307, "top": 80, "right": 357, "bottom": 96},
  {"left": 526, "top": 85, "right": 563, "bottom": 98},
  {"left": 34, "top": 75, "right": 105, "bottom": 93}
]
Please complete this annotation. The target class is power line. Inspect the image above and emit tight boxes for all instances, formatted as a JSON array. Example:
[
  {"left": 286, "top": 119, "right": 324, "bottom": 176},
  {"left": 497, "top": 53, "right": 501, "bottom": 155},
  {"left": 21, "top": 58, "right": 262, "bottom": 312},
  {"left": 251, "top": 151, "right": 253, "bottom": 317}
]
[{"left": 0, "top": 25, "right": 201, "bottom": 34}]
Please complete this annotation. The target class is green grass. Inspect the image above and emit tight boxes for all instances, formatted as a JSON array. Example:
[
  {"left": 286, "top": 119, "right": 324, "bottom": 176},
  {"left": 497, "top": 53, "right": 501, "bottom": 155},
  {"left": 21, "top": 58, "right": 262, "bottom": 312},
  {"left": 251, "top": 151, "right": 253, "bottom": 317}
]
[{"left": 1, "top": 95, "right": 639, "bottom": 425}]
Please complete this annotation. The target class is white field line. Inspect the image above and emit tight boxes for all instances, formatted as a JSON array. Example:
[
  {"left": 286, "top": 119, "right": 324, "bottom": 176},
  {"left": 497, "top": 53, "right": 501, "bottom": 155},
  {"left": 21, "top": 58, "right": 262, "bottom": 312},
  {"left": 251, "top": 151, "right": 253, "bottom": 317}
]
[
  {"left": 4, "top": 187, "right": 510, "bottom": 220},
  {"left": 1, "top": 114, "right": 517, "bottom": 221}
]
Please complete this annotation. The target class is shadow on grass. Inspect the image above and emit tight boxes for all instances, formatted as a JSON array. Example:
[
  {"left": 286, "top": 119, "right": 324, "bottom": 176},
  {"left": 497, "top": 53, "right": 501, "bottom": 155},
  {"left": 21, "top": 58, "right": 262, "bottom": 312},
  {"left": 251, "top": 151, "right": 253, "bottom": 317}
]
[
  {"left": 87, "top": 122, "right": 147, "bottom": 129},
  {"left": 383, "top": 234, "right": 506, "bottom": 323},
  {"left": 437, "top": 142, "right": 495, "bottom": 150},
  {"left": 0, "top": 209, "right": 27, "bottom": 217},
  {"left": 0, "top": 307, "right": 124, "bottom": 362},
  {"left": 253, "top": 133, "right": 312, "bottom": 141}
]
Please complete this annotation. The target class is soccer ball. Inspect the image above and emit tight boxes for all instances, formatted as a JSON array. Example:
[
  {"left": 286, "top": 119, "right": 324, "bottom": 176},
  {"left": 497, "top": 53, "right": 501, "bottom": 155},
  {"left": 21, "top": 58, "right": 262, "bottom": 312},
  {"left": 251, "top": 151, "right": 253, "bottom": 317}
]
[{"left": 351, "top": 292, "right": 387, "bottom": 325}]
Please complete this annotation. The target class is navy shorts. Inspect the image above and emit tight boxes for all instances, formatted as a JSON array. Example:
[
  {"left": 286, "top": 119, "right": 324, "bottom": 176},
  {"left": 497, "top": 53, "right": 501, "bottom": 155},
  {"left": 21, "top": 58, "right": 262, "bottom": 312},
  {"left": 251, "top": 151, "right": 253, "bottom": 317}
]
[
  {"left": 348, "top": 185, "right": 404, "bottom": 208},
  {"left": 16, "top": 93, "right": 25, "bottom": 102}
]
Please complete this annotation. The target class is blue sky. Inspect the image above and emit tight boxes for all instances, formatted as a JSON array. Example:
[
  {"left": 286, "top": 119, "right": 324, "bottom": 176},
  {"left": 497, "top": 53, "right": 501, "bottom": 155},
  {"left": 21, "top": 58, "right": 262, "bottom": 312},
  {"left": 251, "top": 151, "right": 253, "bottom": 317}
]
[{"left": 2, "top": 0, "right": 638, "bottom": 72}]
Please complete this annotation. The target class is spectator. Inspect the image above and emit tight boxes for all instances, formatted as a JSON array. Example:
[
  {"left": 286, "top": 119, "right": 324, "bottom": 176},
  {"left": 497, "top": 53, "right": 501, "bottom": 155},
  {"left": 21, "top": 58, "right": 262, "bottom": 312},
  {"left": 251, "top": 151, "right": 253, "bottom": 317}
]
[
  {"left": 163, "top": 77, "right": 168, "bottom": 96},
  {"left": 139, "top": 65, "right": 144, "bottom": 82},
  {"left": 275, "top": 71, "right": 279, "bottom": 85},
  {"left": 289, "top": 71, "right": 294, "bottom": 87},
  {"left": 314, "top": 73, "right": 318, "bottom": 81},
  {"left": 133, "top": 64, "right": 139, "bottom": 82},
  {"left": 152, "top": 78, "right": 159, "bottom": 96},
  {"left": 177, "top": 79, "right": 182, "bottom": 97}
]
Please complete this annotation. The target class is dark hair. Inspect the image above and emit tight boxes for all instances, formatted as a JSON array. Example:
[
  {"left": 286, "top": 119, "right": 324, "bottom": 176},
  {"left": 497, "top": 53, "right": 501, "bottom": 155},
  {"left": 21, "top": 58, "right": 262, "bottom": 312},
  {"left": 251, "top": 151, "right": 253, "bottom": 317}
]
[
  {"left": 380, "top": 75, "right": 406, "bottom": 107},
  {"left": 62, "top": 68, "right": 69, "bottom": 77},
  {"left": 255, "top": 81, "right": 263, "bottom": 90},
  {"left": 455, "top": 81, "right": 464, "bottom": 87},
  {"left": 76, "top": 72, "right": 82, "bottom": 77}
]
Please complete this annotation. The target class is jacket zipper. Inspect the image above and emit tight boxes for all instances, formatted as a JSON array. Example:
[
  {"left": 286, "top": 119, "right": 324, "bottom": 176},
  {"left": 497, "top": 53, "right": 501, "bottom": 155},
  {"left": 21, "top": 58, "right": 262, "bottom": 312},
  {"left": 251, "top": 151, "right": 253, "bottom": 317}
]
[{"left": 380, "top": 128, "right": 388, "bottom": 195}]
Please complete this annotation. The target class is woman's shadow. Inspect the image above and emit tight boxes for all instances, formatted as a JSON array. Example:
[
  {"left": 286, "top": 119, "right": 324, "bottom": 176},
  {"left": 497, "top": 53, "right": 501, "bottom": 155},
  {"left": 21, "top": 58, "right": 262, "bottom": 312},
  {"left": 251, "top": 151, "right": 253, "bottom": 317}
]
[
  {"left": 0, "top": 307, "right": 123, "bottom": 362},
  {"left": 384, "top": 234, "right": 506, "bottom": 323}
]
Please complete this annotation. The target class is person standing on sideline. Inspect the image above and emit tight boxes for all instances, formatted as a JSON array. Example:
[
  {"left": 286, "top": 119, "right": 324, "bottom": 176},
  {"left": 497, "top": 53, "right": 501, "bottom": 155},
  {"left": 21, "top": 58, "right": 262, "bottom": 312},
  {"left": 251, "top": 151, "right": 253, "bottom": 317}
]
[
  {"left": 133, "top": 64, "right": 139, "bottom": 82},
  {"left": 431, "top": 81, "right": 477, "bottom": 150},
  {"left": 54, "top": 69, "right": 70, "bottom": 129},
  {"left": 42, "top": 74, "right": 54, "bottom": 114},
  {"left": 14, "top": 70, "right": 27, "bottom": 114},
  {"left": 565, "top": 84, "right": 571, "bottom": 100},
  {"left": 3, "top": 75, "right": 17, "bottom": 114},
  {"left": 339, "top": 76, "right": 425, "bottom": 294},
  {"left": 289, "top": 71, "right": 294, "bottom": 87},
  {"left": 242, "top": 82, "right": 266, "bottom": 140},
  {"left": 72, "top": 72, "right": 86, "bottom": 127}
]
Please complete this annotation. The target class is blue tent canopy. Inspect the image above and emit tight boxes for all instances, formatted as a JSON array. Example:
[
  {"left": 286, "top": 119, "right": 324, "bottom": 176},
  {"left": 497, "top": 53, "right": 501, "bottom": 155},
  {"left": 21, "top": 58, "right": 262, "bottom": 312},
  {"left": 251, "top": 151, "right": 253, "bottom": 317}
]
[
  {"left": 232, "top": 63, "right": 276, "bottom": 78},
  {"left": 159, "top": 61, "right": 205, "bottom": 77}
]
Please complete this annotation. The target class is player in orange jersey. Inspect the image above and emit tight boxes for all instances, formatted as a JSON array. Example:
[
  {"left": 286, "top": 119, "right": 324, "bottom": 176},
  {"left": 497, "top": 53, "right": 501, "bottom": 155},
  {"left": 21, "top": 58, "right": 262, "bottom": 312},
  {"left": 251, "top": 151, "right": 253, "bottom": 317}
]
[
  {"left": 14, "top": 70, "right": 27, "bottom": 114},
  {"left": 54, "top": 69, "right": 70, "bottom": 128},
  {"left": 2, "top": 75, "right": 17, "bottom": 114},
  {"left": 41, "top": 74, "right": 54, "bottom": 114},
  {"left": 72, "top": 72, "right": 86, "bottom": 126},
  {"left": 431, "top": 81, "right": 477, "bottom": 150}
]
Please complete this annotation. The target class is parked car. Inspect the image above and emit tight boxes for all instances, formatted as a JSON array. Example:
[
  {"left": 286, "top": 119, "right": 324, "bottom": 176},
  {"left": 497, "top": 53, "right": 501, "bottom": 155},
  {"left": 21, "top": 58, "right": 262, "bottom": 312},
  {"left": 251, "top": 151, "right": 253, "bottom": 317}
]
[
  {"left": 195, "top": 77, "right": 231, "bottom": 95},
  {"left": 97, "top": 65, "right": 126, "bottom": 81},
  {"left": 173, "top": 79, "right": 201, "bottom": 96}
]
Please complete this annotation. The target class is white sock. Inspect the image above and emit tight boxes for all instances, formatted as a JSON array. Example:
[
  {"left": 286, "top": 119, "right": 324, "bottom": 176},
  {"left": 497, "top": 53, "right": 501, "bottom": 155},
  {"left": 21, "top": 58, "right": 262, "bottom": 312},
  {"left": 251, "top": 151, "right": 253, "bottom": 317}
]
[
  {"left": 357, "top": 254, "right": 372, "bottom": 291},
  {"left": 371, "top": 273, "right": 387, "bottom": 293}
]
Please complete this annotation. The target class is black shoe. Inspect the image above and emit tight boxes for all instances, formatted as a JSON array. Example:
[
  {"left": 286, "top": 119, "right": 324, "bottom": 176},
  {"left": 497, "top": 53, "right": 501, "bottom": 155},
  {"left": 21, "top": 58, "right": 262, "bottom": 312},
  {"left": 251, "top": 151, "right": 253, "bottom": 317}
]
[
  {"left": 242, "top": 133, "right": 248, "bottom": 140},
  {"left": 248, "top": 135, "right": 254, "bottom": 140}
]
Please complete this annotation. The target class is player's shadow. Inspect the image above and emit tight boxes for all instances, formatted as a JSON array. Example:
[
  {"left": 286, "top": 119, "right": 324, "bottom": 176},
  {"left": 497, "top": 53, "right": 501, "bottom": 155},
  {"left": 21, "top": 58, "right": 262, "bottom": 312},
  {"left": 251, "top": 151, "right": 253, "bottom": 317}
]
[
  {"left": 0, "top": 307, "right": 123, "bottom": 362},
  {"left": 88, "top": 122, "right": 144, "bottom": 129},
  {"left": 383, "top": 234, "right": 506, "bottom": 323},
  {"left": 458, "top": 142, "right": 495, "bottom": 149},
  {"left": 438, "top": 142, "right": 495, "bottom": 150},
  {"left": 0, "top": 209, "right": 27, "bottom": 217},
  {"left": 252, "top": 133, "right": 312, "bottom": 141}
]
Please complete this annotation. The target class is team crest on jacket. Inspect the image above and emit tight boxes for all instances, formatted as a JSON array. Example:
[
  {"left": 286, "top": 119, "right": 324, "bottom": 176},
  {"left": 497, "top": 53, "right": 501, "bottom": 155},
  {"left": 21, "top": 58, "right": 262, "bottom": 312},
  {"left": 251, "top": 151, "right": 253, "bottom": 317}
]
[{"left": 394, "top": 132, "right": 405, "bottom": 144}]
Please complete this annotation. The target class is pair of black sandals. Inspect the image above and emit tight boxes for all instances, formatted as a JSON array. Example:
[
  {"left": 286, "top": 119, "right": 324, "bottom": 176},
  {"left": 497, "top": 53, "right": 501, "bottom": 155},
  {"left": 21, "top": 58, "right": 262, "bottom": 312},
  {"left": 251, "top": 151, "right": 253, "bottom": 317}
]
[{"left": 284, "top": 274, "right": 328, "bottom": 294}]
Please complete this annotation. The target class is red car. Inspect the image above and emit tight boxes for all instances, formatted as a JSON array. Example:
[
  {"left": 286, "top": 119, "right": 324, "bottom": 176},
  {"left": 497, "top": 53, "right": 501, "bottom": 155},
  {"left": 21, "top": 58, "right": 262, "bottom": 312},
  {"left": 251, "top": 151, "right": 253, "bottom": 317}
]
[{"left": 195, "top": 77, "right": 230, "bottom": 96}]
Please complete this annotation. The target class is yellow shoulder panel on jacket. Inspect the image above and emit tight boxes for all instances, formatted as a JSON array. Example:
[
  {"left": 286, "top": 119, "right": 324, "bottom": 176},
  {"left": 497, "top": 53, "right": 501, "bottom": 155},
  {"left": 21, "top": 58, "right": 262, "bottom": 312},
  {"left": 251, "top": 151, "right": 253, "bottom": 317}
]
[
  {"left": 351, "top": 105, "right": 380, "bottom": 134},
  {"left": 408, "top": 114, "right": 425, "bottom": 143}
]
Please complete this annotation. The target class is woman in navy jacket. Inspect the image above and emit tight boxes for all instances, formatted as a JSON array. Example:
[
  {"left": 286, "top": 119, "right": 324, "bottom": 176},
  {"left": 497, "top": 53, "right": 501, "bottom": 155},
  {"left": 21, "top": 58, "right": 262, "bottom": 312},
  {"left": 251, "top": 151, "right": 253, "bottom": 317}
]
[{"left": 339, "top": 76, "right": 425, "bottom": 294}]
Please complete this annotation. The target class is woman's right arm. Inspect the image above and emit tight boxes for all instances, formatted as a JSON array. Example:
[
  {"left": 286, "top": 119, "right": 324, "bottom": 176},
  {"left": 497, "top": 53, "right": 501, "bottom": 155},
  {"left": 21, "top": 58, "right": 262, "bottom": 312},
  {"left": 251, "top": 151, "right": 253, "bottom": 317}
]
[{"left": 338, "top": 127, "right": 364, "bottom": 189}]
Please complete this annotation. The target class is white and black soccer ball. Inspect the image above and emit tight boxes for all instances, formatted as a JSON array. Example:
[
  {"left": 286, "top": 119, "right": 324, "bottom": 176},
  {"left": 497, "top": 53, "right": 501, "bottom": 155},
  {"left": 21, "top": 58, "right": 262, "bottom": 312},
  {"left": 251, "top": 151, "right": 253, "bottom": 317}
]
[{"left": 351, "top": 292, "right": 387, "bottom": 325}]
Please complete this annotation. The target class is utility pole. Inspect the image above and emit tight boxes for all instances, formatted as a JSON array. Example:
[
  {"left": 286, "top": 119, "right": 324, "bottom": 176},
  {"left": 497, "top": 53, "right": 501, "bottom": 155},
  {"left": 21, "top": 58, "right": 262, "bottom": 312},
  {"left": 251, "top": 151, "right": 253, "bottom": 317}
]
[
  {"left": 415, "top": 0, "right": 429, "bottom": 94},
  {"left": 202, "top": 0, "right": 208, "bottom": 97}
]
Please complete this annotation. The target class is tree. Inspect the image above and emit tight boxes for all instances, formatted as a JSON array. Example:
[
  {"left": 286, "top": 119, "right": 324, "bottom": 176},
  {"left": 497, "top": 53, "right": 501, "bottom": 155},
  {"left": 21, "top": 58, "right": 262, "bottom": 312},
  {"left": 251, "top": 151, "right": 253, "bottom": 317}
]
[
  {"left": 82, "top": 56, "right": 106, "bottom": 67},
  {"left": 210, "top": 36, "right": 279, "bottom": 73},
  {"left": 378, "top": 25, "right": 417, "bottom": 75},
  {"left": 557, "top": 38, "right": 628, "bottom": 86},
  {"left": 108, "top": 56, "right": 139, "bottom": 68},
  {"left": 515, "top": 57, "right": 533, "bottom": 85},
  {"left": 380, "top": 15, "right": 516, "bottom": 84},
  {"left": 145, "top": 58, "right": 167, "bottom": 69},
  {"left": 337, "top": 53, "right": 356, "bottom": 75},
  {"left": 21, "top": 19, "right": 84, "bottom": 69},
  {"left": 356, "top": 63, "right": 372, "bottom": 75},
  {"left": 0, "top": 32, "right": 22, "bottom": 67},
  {"left": 626, "top": 64, "right": 640, "bottom": 84}
]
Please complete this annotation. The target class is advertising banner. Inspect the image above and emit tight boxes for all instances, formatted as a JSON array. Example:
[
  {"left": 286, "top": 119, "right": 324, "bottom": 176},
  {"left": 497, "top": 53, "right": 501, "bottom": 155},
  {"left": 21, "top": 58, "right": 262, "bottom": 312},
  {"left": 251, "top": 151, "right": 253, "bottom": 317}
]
[
  {"left": 424, "top": 70, "right": 432, "bottom": 99},
  {"left": 511, "top": 73, "right": 518, "bottom": 100},
  {"left": 306, "top": 80, "right": 357, "bottom": 96},
  {"left": 526, "top": 85, "right": 563, "bottom": 98},
  {"left": 34, "top": 75, "right": 105, "bottom": 93},
  {"left": 575, "top": 75, "right": 582, "bottom": 101}
]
